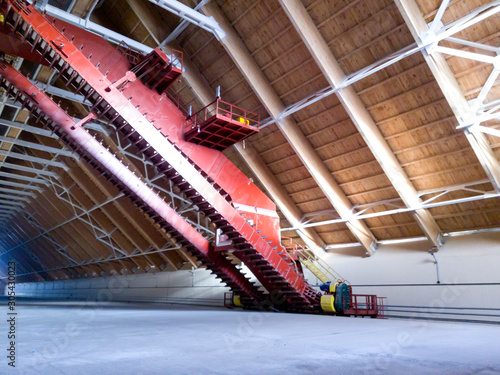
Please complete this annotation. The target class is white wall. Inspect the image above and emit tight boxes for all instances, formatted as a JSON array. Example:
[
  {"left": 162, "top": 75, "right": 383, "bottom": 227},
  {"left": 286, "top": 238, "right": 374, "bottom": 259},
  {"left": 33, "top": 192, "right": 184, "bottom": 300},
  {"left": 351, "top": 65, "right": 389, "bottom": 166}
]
[
  {"left": 305, "top": 231, "right": 500, "bottom": 322},
  {"left": 10, "top": 232, "right": 500, "bottom": 322},
  {"left": 13, "top": 267, "right": 233, "bottom": 307}
]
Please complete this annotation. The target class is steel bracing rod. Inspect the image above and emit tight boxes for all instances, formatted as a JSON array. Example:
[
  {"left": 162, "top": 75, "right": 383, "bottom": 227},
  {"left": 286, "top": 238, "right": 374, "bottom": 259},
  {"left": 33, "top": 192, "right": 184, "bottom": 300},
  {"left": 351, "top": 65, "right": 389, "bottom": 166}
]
[
  {"left": 0, "top": 161, "right": 59, "bottom": 177},
  {"left": 32, "top": 81, "right": 91, "bottom": 106},
  {"left": 474, "top": 125, "right": 500, "bottom": 139},
  {"left": 432, "top": 45, "right": 496, "bottom": 64},
  {"left": 431, "top": 1, "right": 500, "bottom": 42},
  {"left": 149, "top": 0, "right": 225, "bottom": 40},
  {"left": 0, "top": 179, "right": 43, "bottom": 191},
  {"left": 0, "top": 207, "right": 22, "bottom": 216},
  {"left": 446, "top": 36, "right": 500, "bottom": 53},
  {"left": 0, "top": 200, "right": 25, "bottom": 207},
  {"left": 474, "top": 70, "right": 500, "bottom": 113},
  {"left": 428, "top": 0, "right": 451, "bottom": 34}
]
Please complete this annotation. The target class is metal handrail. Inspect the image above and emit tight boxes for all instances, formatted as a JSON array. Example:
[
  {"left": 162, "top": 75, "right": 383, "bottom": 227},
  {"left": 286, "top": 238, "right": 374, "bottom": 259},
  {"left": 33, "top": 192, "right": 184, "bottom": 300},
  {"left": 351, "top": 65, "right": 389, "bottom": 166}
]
[
  {"left": 282, "top": 236, "right": 346, "bottom": 283},
  {"left": 170, "top": 49, "right": 183, "bottom": 71},
  {"left": 186, "top": 98, "right": 260, "bottom": 131},
  {"left": 116, "top": 40, "right": 142, "bottom": 65},
  {"left": 165, "top": 87, "right": 190, "bottom": 116},
  {"left": 343, "top": 294, "right": 379, "bottom": 316}
]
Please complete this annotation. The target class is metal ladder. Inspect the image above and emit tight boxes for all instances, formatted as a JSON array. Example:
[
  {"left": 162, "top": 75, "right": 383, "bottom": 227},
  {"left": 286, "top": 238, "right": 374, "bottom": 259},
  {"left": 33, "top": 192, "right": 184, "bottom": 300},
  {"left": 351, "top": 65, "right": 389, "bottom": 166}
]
[{"left": 283, "top": 237, "right": 345, "bottom": 284}]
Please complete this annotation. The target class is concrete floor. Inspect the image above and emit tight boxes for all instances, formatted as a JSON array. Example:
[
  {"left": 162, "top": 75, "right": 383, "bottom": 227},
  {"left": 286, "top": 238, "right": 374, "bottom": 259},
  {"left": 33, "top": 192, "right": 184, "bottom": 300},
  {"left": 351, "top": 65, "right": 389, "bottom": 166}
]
[{"left": 1, "top": 298, "right": 500, "bottom": 375}]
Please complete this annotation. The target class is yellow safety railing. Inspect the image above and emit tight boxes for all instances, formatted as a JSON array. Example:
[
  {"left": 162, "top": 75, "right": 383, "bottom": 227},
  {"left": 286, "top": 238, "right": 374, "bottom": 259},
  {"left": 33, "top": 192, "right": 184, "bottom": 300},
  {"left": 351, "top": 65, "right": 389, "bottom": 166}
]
[{"left": 282, "top": 237, "right": 346, "bottom": 284}]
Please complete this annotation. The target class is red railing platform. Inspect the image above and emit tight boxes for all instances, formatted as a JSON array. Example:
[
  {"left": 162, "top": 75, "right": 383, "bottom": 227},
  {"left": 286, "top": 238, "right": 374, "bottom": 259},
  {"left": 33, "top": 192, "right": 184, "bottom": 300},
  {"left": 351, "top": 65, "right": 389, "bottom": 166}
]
[
  {"left": 343, "top": 294, "right": 385, "bottom": 318},
  {"left": 184, "top": 98, "right": 259, "bottom": 151}
]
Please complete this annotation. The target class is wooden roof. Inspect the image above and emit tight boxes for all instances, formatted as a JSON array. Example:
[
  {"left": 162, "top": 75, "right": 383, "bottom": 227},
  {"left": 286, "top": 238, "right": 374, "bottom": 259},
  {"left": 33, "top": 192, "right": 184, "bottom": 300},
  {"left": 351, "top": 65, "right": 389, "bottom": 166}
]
[{"left": 0, "top": 0, "right": 498, "bottom": 282}]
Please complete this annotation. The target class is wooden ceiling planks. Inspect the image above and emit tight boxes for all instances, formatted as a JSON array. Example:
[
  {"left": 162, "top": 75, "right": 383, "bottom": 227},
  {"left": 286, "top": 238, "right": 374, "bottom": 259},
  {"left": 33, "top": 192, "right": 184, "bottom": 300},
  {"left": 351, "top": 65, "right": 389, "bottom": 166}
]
[{"left": 71, "top": 0, "right": 500, "bottom": 246}]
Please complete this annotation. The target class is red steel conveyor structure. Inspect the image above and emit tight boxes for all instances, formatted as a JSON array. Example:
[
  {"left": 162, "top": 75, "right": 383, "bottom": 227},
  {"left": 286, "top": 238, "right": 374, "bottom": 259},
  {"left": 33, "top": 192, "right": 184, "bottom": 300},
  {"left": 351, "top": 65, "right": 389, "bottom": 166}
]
[{"left": 0, "top": 0, "right": 321, "bottom": 312}]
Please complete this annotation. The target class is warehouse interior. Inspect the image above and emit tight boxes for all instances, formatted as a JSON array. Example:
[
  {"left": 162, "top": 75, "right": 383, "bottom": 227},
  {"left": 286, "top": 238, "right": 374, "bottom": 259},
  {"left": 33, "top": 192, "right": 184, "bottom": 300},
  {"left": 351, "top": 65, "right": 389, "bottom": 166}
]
[{"left": 0, "top": 0, "right": 499, "bottom": 373}]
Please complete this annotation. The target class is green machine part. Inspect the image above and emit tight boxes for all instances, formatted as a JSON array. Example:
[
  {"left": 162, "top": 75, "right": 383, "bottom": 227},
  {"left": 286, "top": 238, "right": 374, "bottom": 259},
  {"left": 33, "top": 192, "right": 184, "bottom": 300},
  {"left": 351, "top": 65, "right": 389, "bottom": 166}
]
[{"left": 334, "top": 282, "right": 350, "bottom": 313}]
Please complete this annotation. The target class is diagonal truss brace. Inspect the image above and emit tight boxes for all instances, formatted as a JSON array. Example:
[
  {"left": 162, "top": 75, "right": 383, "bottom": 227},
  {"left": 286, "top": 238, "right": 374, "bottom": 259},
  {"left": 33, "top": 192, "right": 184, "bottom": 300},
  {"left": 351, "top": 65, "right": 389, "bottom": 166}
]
[
  {"left": 282, "top": 179, "right": 500, "bottom": 231},
  {"left": 395, "top": 0, "right": 500, "bottom": 193}
]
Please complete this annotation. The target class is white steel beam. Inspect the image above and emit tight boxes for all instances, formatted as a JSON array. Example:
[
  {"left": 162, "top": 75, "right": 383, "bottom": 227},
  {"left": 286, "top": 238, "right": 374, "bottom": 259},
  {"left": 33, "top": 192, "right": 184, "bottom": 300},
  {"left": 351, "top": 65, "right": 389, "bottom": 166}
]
[
  {"left": 202, "top": 2, "right": 377, "bottom": 255},
  {"left": 325, "top": 227, "right": 500, "bottom": 250},
  {"left": 0, "top": 194, "right": 30, "bottom": 202},
  {"left": 149, "top": 0, "right": 225, "bottom": 40},
  {"left": 2, "top": 100, "right": 109, "bottom": 134},
  {"left": 33, "top": 82, "right": 91, "bottom": 106},
  {"left": 279, "top": 0, "right": 443, "bottom": 248},
  {"left": 159, "top": 0, "right": 211, "bottom": 46},
  {"left": 0, "top": 187, "right": 36, "bottom": 198},
  {"left": 0, "top": 119, "right": 57, "bottom": 138},
  {"left": 1, "top": 162, "right": 59, "bottom": 177},
  {"left": 0, "top": 136, "right": 76, "bottom": 157},
  {"left": 40, "top": 4, "right": 153, "bottom": 54},
  {"left": 0, "top": 150, "right": 68, "bottom": 169},
  {"left": 0, "top": 200, "right": 25, "bottom": 208},
  {"left": 395, "top": 0, "right": 500, "bottom": 193},
  {"left": 0, "top": 171, "right": 49, "bottom": 185},
  {"left": 0, "top": 180, "right": 43, "bottom": 191}
]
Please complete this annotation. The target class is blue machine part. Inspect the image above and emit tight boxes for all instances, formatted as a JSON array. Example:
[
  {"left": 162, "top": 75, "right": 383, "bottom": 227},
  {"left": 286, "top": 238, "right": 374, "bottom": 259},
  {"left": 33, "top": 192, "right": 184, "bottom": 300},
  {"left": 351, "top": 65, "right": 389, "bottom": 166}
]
[{"left": 319, "top": 281, "right": 331, "bottom": 292}]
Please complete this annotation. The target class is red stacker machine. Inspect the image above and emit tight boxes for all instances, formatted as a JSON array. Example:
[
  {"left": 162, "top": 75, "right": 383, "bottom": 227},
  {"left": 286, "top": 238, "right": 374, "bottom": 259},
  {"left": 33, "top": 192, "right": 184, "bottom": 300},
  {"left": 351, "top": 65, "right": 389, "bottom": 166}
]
[{"left": 0, "top": 0, "right": 384, "bottom": 317}]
